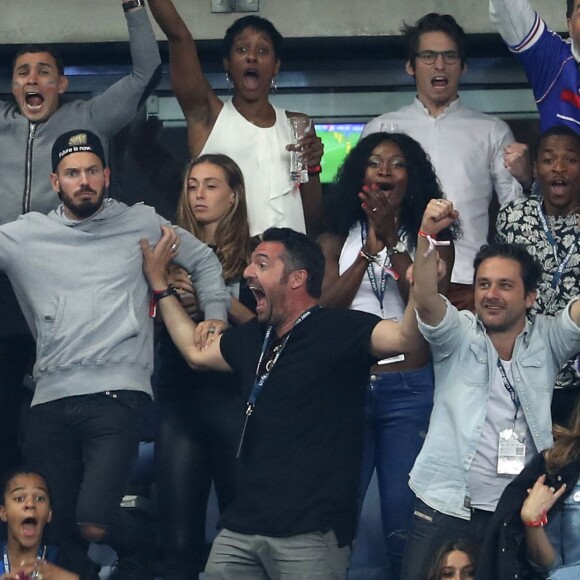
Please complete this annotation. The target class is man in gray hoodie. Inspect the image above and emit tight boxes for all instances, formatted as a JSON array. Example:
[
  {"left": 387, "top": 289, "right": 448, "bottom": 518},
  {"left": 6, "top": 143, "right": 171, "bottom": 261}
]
[
  {"left": 0, "top": 129, "right": 229, "bottom": 578},
  {"left": 0, "top": 0, "right": 162, "bottom": 479}
]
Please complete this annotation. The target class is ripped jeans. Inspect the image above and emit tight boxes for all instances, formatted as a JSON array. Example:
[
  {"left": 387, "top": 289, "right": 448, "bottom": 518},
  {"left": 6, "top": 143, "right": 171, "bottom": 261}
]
[{"left": 357, "top": 364, "right": 434, "bottom": 579}]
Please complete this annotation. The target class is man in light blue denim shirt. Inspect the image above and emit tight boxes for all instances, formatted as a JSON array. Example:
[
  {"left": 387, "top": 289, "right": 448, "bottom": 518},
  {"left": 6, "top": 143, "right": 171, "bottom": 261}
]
[{"left": 401, "top": 198, "right": 580, "bottom": 580}]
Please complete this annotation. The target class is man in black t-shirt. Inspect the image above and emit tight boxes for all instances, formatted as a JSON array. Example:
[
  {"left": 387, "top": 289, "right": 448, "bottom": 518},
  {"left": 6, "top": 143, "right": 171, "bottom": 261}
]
[{"left": 141, "top": 226, "right": 422, "bottom": 579}]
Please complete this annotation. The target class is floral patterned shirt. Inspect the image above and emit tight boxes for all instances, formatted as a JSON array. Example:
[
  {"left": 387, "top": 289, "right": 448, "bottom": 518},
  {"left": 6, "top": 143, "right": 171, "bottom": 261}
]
[{"left": 497, "top": 196, "right": 580, "bottom": 390}]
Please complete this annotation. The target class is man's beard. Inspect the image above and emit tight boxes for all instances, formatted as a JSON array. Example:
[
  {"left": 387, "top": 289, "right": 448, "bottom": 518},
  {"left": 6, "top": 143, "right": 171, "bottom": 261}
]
[{"left": 60, "top": 186, "right": 104, "bottom": 220}]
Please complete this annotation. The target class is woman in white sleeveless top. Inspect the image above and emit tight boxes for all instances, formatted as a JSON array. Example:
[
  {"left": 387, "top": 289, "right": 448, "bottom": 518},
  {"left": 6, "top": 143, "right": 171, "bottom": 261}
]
[{"left": 148, "top": 0, "right": 323, "bottom": 237}]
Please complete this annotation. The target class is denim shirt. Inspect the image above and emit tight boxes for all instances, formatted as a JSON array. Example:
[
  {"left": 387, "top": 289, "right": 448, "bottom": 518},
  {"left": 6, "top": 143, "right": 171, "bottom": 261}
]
[{"left": 410, "top": 297, "right": 580, "bottom": 520}]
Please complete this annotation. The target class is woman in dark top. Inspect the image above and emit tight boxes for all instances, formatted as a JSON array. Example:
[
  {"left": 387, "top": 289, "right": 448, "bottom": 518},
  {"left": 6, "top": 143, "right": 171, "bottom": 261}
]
[
  {"left": 477, "top": 402, "right": 580, "bottom": 580},
  {"left": 155, "top": 154, "right": 255, "bottom": 579}
]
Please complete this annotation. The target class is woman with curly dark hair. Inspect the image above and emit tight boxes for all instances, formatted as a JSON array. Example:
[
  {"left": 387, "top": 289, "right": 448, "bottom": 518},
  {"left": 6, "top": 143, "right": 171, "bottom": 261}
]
[{"left": 319, "top": 132, "right": 457, "bottom": 579}]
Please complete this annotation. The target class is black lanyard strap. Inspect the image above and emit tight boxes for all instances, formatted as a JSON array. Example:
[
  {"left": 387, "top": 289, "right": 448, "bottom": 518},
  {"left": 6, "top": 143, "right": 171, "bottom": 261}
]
[
  {"left": 236, "top": 305, "right": 322, "bottom": 458},
  {"left": 497, "top": 359, "right": 520, "bottom": 423},
  {"left": 537, "top": 202, "right": 576, "bottom": 289}
]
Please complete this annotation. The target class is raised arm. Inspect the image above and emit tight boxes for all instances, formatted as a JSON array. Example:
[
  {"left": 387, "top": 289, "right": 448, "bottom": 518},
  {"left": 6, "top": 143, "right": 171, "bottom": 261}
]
[
  {"left": 491, "top": 119, "right": 525, "bottom": 206},
  {"left": 521, "top": 474, "right": 567, "bottom": 569},
  {"left": 413, "top": 199, "right": 459, "bottom": 326},
  {"left": 148, "top": 0, "right": 222, "bottom": 157},
  {"left": 489, "top": 0, "right": 538, "bottom": 47},
  {"left": 88, "top": 1, "right": 162, "bottom": 135},
  {"left": 369, "top": 286, "right": 420, "bottom": 358},
  {"left": 503, "top": 142, "right": 533, "bottom": 191},
  {"left": 140, "top": 226, "right": 232, "bottom": 371}
]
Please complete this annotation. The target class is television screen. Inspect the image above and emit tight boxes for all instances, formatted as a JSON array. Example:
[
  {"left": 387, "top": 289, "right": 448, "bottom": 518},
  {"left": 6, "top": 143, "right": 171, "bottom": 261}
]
[{"left": 315, "top": 123, "right": 365, "bottom": 183}]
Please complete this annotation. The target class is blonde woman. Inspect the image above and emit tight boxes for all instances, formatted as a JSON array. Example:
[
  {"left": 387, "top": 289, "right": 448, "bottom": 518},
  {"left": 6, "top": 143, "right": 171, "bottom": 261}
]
[{"left": 155, "top": 154, "right": 255, "bottom": 579}]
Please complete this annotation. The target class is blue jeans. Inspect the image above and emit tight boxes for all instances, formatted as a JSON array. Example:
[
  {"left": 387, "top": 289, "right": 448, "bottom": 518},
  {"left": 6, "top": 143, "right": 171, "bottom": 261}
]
[
  {"left": 356, "top": 364, "right": 434, "bottom": 579},
  {"left": 23, "top": 391, "right": 149, "bottom": 549},
  {"left": 551, "top": 564, "right": 580, "bottom": 579}
]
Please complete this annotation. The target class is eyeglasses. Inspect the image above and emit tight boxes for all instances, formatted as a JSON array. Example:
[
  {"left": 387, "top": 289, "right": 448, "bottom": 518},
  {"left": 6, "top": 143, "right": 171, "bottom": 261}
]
[{"left": 415, "top": 50, "right": 460, "bottom": 65}]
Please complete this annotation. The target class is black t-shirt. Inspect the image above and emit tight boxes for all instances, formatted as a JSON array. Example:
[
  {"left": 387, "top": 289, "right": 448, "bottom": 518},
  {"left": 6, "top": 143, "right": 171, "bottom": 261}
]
[{"left": 219, "top": 307, "right": 379, "bottom": 546}]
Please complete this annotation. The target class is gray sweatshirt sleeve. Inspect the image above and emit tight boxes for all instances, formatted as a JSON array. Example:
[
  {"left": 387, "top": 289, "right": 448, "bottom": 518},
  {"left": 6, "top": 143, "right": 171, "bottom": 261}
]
[
  {"left": 0, "top": 228, "right": 11, "bottom": 272},
  {"left": 0, "top": 219, "right": 24, "bottom": 272},
  {"left": 171, "top": 225, "right": 231, "bottom": 322},
  {"left": 489, "top": 0, "right": 538, "bottom": 48},
  {"left": 85, "top": 7, "right": 162, "bottom": 136}
]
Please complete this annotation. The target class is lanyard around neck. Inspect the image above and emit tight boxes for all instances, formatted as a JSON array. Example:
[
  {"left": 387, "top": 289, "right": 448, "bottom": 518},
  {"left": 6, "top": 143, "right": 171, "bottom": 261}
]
[
  {"left": 537, "top": 202, "right": 576, "bottom": 289},
  {"left": 360, "top": 221, "right": 391, "bottom": 311},
  {"left": 3, "top": 544, "right": 47, "bottom": 573},
  {"left": 247, "top": 305, "right": 321, "bottom": 412},
  {"left": 236, "top": 305, "right": 322, "bottom": 458},
  {"left": 496, "top": 359, "right": 520, "bottom": 423}
]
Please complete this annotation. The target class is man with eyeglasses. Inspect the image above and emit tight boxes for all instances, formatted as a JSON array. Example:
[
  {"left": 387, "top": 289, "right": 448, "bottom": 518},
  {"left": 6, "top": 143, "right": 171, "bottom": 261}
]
[
  {"left": 491, "top": 0, "right": 580, "bottom": 133},
  {"left": 362, "top": 12, "right": 524, "bottom": 312}
]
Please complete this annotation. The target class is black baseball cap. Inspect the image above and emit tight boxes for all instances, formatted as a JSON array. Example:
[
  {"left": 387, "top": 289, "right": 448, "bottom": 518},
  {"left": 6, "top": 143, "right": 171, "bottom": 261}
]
[{"left": 51, "top": 129, "right": 106, "bottom": 172}]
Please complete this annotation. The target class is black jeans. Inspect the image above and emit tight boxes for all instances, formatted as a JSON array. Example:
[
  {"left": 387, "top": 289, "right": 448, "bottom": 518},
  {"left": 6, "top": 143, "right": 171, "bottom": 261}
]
[
  {"left": 155, "top": 379, "right": 244, "bottom": 579},
  {"left": 0, "top": 334, "right": 35, "bottom": 478},
  {"left": 24, "top": 390, "right": 149, "bottom": 549}
]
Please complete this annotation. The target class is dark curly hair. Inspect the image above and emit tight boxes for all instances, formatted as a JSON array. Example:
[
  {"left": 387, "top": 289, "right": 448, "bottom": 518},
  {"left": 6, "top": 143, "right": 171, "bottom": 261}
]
[{"left": 325, "top": 132, "right": 457, "bottom": 251}]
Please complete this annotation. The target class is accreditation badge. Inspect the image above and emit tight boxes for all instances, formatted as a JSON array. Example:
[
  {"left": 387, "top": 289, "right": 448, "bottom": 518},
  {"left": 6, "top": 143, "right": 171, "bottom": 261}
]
[{"left": 497, "top": 428, "right": 526, "bottom": 475}]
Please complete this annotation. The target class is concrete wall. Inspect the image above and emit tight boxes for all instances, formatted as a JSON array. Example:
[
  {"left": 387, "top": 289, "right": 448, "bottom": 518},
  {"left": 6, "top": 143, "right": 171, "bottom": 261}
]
[{"left": 2, "top": 0, "right": 565, "bottom": 45}]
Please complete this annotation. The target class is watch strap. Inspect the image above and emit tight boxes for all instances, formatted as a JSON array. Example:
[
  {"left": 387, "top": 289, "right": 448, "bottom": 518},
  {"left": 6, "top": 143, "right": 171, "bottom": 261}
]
[
  {"left": 123, "top": 0, "right": 145, "bottom": 12},
  {"left": 386, "top": 241, "right": 405, "bottom": 257}
]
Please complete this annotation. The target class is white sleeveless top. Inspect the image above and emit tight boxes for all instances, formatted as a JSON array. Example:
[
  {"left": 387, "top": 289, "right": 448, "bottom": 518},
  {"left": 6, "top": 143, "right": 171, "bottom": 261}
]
[
  {"left": 338, "top": 222, "right": 408, "bottom": 320},
  {"left": 201, "top": 99, "right": 306, "bottom": 237}
]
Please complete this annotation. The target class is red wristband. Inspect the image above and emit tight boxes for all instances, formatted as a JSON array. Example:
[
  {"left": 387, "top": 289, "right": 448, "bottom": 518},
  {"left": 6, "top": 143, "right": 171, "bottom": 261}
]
[
  {"left": 307, "top": 164, "right": 322, "bottom": 176},
  {"left": 523, "top": 510, "right": 548, "bottom": 527},
  {"left": 418, "top": 230, "right": 437, "bottom": 239}
]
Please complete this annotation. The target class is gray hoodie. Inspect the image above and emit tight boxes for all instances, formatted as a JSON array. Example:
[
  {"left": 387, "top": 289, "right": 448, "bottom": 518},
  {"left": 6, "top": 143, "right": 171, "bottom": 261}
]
[
  {"left": 0, "top": 7, "right": 162, "bottom": 340},
  {"left": 0, "top": 198, "right": 229, "bottom": 406}
]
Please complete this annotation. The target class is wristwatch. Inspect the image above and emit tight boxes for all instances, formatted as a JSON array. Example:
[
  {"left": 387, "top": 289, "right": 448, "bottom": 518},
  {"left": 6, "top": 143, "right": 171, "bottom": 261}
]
[
  {"left": 122, "top": 0, "right": 145, "bottom": 12},
  {"left": 386, "top": 241, "right": 406, "bottom": 257}
]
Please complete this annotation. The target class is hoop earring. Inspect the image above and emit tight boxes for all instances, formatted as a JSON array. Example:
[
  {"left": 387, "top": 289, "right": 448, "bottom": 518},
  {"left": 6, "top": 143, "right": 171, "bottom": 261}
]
[{"left": 225, "top": 72, "right": 233, "bottom": 91}]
